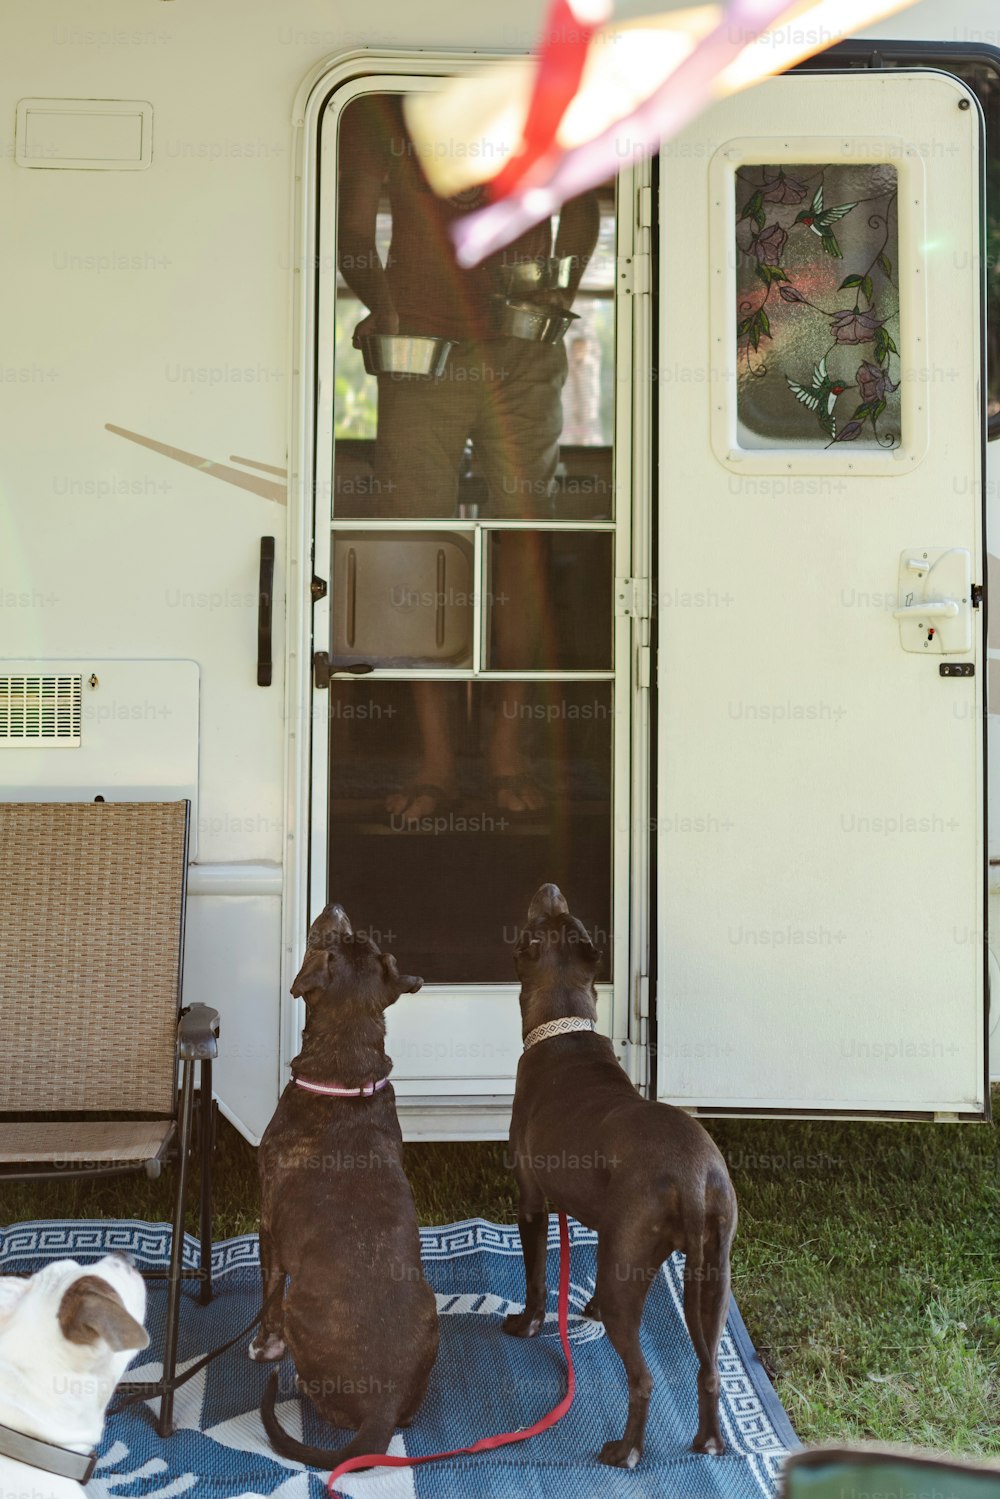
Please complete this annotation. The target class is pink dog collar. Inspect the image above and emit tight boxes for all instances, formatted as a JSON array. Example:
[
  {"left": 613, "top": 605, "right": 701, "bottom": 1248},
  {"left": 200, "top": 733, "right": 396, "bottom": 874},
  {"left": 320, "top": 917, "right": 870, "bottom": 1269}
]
[{"left": 293, "top": 1075, "right": 390, "bottom": 1098}]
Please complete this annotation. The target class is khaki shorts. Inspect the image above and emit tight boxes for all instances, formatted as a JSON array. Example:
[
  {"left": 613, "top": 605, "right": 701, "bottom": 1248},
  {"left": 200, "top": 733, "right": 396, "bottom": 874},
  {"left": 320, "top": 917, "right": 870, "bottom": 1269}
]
[{"left": 373, "top": 337, "right": 568, "bottom": 519}]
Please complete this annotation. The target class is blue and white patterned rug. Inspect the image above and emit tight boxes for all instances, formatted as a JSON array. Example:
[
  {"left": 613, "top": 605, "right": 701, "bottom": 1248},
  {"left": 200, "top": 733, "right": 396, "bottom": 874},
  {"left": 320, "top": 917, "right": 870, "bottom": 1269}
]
[{"left": 0, "top": 1219, "right": 798, "bottom": 1499}]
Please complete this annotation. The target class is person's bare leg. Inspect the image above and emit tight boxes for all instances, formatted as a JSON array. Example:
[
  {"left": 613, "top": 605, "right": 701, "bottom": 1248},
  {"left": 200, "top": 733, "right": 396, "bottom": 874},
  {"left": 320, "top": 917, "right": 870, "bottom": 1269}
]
[
  {"left": 374, "top": 362, "right": 472, "bottom": 821},
  {"left": 489, "top": 534, "right": 546, "bottom": 813},
  {"left": 489, "top": 685, "right": 544, "bottom": 813},
  {"left": 385, "top": 682, "right": 457, "bottom": 819},
  {"left": 475, "top": 340, "right": 566, "bottom": 814}
]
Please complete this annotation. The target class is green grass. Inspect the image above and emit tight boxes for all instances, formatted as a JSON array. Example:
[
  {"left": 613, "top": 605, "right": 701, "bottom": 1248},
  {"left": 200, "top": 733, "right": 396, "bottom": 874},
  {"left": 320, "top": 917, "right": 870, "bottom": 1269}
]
[{"left": 3, "top": 1096, "right": 999, "bottom": 1456}]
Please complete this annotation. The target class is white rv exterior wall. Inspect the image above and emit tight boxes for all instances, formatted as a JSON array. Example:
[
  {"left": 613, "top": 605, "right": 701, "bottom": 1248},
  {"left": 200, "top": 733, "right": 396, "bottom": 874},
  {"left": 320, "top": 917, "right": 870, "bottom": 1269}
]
[
  {"left": 1, "top": 0, "right": 997, "bottom": 1140},
  {"left": 0, "top": 0, "right": 585, "bottom": 1144}
]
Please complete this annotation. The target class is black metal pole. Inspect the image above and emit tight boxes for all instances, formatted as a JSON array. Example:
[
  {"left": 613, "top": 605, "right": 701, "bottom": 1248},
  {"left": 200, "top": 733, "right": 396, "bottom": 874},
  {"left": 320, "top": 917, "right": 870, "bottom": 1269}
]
[
  {"left": 199, "top": 1058, "right": 214, "bottom": 1305},
  {"left": 159, "top": 1062, "right": 195, "bottom": 1436}
]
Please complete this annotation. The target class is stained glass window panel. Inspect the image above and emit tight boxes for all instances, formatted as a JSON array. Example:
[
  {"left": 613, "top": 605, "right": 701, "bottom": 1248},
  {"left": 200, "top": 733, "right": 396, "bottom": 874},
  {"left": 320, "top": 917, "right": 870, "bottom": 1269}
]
[{"left": 734, "top": 163, "right": 901, "bottom": 451}]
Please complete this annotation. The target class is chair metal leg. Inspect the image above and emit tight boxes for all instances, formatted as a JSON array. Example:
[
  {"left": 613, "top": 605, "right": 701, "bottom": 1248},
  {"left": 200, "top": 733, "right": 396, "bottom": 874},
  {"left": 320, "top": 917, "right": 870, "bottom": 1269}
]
[
  {"left": 158, "top": 1060, "right": 196, "bottom": 1438},
  {"left": 199, "top": 1057, "right": 214, "bottom": 1306}
]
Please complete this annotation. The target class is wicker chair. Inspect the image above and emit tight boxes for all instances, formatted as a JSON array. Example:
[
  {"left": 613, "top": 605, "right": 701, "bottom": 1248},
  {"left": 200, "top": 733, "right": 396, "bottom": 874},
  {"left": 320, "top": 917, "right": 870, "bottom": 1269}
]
[{"left": 0, "top": 799, "right": 219, "bottom": 1437}]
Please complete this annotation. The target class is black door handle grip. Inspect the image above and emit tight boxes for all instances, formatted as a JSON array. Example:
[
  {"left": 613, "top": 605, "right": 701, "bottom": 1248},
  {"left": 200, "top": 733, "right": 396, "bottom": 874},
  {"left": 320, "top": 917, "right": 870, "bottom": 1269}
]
[
  {"left": 313, "top": 653, "right": 374, "bottom": 688},
  {"left": 257, "top": 536, "right": 275, "bottom": 686}
]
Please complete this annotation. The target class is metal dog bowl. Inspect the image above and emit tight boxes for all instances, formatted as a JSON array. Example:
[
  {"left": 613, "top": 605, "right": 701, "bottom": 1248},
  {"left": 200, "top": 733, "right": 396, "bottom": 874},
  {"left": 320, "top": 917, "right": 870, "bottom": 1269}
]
[
  {"left": 496, "top": 255, "right": 576, "bottom": 296},
  {"left": 492, "top": 297, "right": 579, "bottom": 344},
  {"left": 358, "top": 333, "right": 455, "bottom": 377}
]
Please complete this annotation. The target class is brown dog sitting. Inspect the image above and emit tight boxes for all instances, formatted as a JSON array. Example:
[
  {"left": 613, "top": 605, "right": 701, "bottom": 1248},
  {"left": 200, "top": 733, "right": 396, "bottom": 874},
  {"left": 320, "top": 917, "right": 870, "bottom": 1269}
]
[
  {"left": 504, "top": 884, "right": 738, "bottom": 1469},
  {"left": 250, "top": 902, "right": 438, "bottom": 1467}
]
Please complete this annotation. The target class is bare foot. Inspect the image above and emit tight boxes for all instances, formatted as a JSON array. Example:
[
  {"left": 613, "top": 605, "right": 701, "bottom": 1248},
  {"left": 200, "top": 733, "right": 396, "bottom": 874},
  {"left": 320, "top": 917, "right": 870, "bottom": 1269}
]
[
  {"left": 385, "top": 780, "right": 456, "bottom": 821},
  {"left": 492, "top": 772, "right": 545, "bottom": 814}
]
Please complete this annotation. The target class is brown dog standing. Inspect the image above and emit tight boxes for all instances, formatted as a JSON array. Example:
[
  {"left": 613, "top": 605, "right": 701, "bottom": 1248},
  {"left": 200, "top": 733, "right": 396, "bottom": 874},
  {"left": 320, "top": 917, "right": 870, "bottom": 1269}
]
[
  {"left": 505, "top": 883, "right": 738, "bottom": 1469},
  {"left": 250, "top": 903, "right": 438, "bottom": 1467}
]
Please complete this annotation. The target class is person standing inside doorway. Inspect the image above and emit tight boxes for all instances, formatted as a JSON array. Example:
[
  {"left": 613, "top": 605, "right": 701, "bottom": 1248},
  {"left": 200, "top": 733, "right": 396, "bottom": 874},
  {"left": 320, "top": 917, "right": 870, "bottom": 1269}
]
[{"left": 337, "top": 92, "right": 600, "bottom": 819}]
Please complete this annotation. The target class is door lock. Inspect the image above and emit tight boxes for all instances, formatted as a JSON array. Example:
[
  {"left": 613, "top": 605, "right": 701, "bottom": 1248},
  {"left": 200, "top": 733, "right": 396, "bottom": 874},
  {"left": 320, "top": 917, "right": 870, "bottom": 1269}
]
[{"left": 893, "top": 548, "right": 973, "bottom": 655}]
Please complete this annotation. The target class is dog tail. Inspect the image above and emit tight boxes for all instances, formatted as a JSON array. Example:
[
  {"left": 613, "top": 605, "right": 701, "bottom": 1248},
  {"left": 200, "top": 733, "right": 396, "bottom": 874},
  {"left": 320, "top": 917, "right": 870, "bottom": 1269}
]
[
  {"left": 261, "top": 1372, "right": 395, "bottom": 1471},
  {"left": 682, "top": 1183, "right": 736, "bottom": 1369},
  {"left": 681, "top": 1198, "right": 711, "bottom": 1367}
]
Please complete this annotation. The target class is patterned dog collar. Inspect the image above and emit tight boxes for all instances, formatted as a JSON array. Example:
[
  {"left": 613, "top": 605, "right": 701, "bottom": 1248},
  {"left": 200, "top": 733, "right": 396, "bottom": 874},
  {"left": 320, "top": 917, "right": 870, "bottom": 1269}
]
[{"left": 523, "top": 1017, "right": 597, "bottom": 1051}]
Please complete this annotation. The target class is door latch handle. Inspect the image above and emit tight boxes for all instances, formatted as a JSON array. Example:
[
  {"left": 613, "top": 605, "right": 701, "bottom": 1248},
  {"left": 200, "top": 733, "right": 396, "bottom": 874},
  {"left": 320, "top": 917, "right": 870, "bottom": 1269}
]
[
  {"left": 257, "top": 536, "right": 275, "bottom": 686},
  {"left": 894, "top": 548, "right": 972, "bottom": 654},
  {"left": 313, "top": 652, "right": 374, "bottom": 688},
  {"left": 892, "top": 600, "right": 960, "bottom": 620}
]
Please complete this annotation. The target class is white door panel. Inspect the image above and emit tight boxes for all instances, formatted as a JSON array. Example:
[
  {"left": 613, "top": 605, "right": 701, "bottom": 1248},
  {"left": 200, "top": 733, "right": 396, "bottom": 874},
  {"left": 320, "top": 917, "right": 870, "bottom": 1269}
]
[{"left": 658, "top": 71, "right": 985, "bottom": 1114}]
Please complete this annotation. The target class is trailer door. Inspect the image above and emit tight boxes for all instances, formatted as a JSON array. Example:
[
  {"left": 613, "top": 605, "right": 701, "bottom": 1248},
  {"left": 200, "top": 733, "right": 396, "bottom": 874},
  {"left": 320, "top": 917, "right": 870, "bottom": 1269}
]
[
  {"left": 657, "top": 69, "right": 987, "bottom": 1116},
  {"left": 304, "top": 72, "right": 652, "bottom": 1138}
]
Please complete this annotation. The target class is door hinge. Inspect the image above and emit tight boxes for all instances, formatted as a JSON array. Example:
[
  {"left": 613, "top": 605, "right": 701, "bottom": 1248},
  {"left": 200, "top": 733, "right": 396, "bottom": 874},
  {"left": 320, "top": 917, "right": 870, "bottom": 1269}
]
[
  {"left": 625, "top": 1018, "right": 650, "bottom": 1094},
  {"left": 615, "top": 577, "right": 650, "bottom": 618},
  {"left": 630, "top": 977, "right": 650, "bottom": 1079},
  {"left": 636, "top": 972, "right": 650, "bottom": 1021},
  {"left": 617, "top": 253, "right": 650, "bottom": 296}
]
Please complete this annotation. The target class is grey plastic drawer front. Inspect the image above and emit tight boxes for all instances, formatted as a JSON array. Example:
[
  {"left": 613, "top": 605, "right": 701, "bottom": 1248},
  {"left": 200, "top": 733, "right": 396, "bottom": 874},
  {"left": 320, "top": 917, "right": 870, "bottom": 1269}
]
[{"left": 331, "top": 532, "right": 474, "bottom": 667}]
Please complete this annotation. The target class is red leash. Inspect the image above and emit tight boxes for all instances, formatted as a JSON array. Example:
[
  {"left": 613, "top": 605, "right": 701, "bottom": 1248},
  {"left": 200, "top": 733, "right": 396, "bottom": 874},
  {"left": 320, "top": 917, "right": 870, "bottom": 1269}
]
[{"left": 326, "top": 1212, "right": 575, "bottom": 1497}]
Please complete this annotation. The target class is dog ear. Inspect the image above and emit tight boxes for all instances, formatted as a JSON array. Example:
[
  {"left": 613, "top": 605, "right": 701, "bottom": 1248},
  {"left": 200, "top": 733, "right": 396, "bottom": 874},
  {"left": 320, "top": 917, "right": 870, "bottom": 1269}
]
[
  {"left": 290, "top": 948, "right": 331, "bottom": 997},
  {"left": 381, "top": 953, "right": 423, "bottom": 997},
  {"left": 58, "top": 1275, "right": 149, "bottom": 1354},
  {"left": 514, "top": 931, "right": 543, "bottom": 963},
  {"left": 578, "top": 940, "right": 602, "bottom": 967},
  {"left": 565, "top": 928, "right": 598, "bottom": 965}
]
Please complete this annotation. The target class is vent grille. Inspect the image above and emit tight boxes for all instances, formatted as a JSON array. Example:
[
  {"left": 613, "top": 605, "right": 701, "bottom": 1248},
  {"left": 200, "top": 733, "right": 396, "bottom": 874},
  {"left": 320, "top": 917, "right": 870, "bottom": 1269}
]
[{"left": 0, "top": 675, "right": 82, "bottom": 747}]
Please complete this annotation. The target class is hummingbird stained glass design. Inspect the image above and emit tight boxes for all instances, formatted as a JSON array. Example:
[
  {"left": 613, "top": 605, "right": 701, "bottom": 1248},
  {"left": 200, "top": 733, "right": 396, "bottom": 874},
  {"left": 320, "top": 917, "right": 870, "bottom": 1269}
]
[{"left": 734, "top": 163, "right": 900, "bottom": 450}]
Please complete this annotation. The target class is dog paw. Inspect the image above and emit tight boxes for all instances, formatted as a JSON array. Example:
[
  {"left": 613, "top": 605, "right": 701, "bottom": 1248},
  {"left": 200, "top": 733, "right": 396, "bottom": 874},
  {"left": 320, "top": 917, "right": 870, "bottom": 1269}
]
[
  {"left": 581, "top": 1295, "right": 602, "bottom": 1321},
  {"left": 599, "top": 1439, "right": 642, "bottom": 1469},
  {"left": 248, "top": 1332, "right": 286, "bottom": 1362},
  {"left": 691, "top": 1432, "right": 726, "bottom": 1456},
  {"left": 502, "top": 1309, "right": 544, "bottom": 1338}
]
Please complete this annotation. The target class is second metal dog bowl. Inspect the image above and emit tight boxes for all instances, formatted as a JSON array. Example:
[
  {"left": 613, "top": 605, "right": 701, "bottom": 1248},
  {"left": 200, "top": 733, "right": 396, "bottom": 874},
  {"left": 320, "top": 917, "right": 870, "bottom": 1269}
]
[
  {"left": 358, "top": 333, "right": 455, "bottom": 377},
  {"left": 496, "top": 255, "right": 576, "bottom": 296},
  {"left": 492, "top": 297, "right": 579, "bottom": 344}
]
